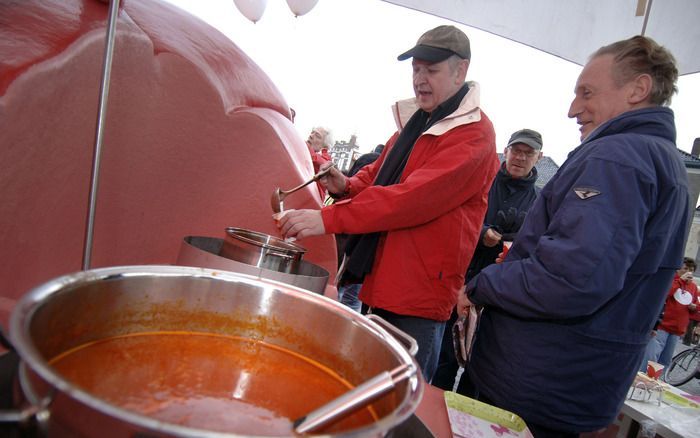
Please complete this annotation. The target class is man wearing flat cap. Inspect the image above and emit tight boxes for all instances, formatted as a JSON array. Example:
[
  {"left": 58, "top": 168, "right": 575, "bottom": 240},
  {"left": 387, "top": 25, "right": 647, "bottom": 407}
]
[
  {"left": 277, "top": 25, "right": 498, "bottom": 381},
  {"left": 434, "top": 128, "right": 543, "bottom": 392}
]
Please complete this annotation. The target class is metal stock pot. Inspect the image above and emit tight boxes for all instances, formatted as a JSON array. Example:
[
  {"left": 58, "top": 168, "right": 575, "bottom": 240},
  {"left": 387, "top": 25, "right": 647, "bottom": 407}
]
[
  {"left": 220, "top": 227, "right": 306, "bottom": 274},
  {"left": 7, "top": 266, "right": 422, "bottom": 437}
]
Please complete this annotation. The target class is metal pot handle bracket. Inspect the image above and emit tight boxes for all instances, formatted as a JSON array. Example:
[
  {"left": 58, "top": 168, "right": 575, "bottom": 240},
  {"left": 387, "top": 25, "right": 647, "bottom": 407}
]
[
  {"left": 0, "top": 325, "right": 12, "bottom": 351},
  {"left": 262, "top": 247, "right": 297, "bottom": 260},
  {"left": 365, "top": 314, "right": 419, "bottom": 356},
  {"left": 0, "top": 326, "right": 52, "bottom": 433}
]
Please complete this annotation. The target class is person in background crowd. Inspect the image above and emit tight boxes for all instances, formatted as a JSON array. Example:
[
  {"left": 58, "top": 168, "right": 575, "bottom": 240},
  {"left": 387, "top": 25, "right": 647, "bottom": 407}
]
[
  {"left": 306, "top": 126, "right": 333, "bottom": 173},
  {"left": 305, "top": 126, "right": 333, "bottom": 197},
  {"left": 277, "top": 25, "right": 499, "bottom": 381},
  {"left": 683, "top": 284, "right": 700, "bottom": 345},
  {"left": 457, "top": 35, "right": 690, "bottom": 436},
  {"left": 336, "top": 144, "right": 386, "bottom": 312},
  {"left": 433, "top": 128, "right": 543, "bottom": 393},
  {"left": 640, "top": 257, "right": 698, "bottom": 370},
  {"left": 347, "top": 144, "right": 385, "bottom": 178}
]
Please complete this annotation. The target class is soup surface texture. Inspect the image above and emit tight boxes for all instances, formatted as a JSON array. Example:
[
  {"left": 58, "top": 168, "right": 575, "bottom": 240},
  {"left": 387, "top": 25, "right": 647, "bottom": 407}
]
[{"left": 49, "top": 331, "right": 374, "bottom": 435}]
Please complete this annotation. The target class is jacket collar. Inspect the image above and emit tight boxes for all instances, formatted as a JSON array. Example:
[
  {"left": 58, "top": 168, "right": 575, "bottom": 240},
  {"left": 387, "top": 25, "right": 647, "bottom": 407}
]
[
  {"left": 582, "top": 107, "right": 676, "bottom": 146},
  {"left": 391, "top": 81, "right": 483, "bottom": 135},
  {"left": 496, "top": 162, "right": 539, "bottom": 189}
]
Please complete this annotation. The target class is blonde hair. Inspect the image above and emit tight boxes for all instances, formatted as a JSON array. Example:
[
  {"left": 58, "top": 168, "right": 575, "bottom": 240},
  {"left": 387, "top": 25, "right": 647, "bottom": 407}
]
[{"left": 593, "top": 35, "right": 678, "bottom": 106}]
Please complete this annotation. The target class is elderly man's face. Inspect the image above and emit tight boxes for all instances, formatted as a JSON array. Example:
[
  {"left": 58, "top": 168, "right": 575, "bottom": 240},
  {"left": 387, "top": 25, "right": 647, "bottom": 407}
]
[
  {"left": 504, "top": 143, "right": 541, "bottom": 179},
  {"left": 412, "top": 58, "right": 467, "bottom": 113},
  {"left": 568, "top": 54, "right": 636, "bottom": 141},
  {"left": 307, "top": 128, "right": 327, "bottom": 152}
]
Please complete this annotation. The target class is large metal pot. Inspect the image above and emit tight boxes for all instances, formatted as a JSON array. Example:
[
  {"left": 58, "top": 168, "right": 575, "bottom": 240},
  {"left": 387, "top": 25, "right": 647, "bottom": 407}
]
[
  {"left": 220, "top": 227, "right": 306, "bottom": 274},
  {"left": 8, "top": 265, "right": 422, "bottom": 437},
  {"left": 177, "top": 236, "right": 329, "bottom": 295}
]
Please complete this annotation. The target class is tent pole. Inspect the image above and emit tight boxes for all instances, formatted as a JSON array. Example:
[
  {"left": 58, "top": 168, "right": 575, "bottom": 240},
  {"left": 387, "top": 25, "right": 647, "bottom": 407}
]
[
  {"left": 641, "top": 0, "right": 653, "bottom": 36},
  {"left": 82, "top": 0, "right": 121, "bottom": 270}
]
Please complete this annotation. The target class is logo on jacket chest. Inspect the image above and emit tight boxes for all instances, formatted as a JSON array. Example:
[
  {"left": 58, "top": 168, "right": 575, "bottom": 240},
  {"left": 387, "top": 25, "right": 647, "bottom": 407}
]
[{"left": 573, "top": 187, "right": 601, "bottom": 200}]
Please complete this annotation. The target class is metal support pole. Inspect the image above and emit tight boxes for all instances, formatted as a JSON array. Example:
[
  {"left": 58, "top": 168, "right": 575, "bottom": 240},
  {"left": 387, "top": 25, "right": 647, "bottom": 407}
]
[
  {"left": 82, "top": 0, "right": 121, "bottom": 270},
  {"left": 641, "top": 0, "right": 653, "bottom": 35}
]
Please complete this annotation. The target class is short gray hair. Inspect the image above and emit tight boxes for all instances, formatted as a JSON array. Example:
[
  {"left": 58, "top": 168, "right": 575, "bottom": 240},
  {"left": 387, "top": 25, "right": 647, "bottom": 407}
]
[
  {"left": 314, "top": 126, "right": 334, "bottom": 148},
  {"left": 446, "top": 54, "right": 467, "bottom": 72}
]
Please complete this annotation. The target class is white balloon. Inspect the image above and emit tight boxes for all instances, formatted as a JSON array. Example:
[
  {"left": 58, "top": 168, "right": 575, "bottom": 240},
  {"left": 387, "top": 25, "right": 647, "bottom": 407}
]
[
  {"left": 233, "top": 0, "right": 267, "bottom": 23},
  {"left": 286, "top": 0, "right": 319, "bottom": 17}
]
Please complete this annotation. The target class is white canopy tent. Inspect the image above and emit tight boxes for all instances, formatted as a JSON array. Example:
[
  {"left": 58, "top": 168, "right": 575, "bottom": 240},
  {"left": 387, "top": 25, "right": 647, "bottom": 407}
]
[
  {"left": 384, "top": 0, "right": 700, "bottom": 244},
  {"left": 382, "top": 0, "right": 700, "bottom": 76}
]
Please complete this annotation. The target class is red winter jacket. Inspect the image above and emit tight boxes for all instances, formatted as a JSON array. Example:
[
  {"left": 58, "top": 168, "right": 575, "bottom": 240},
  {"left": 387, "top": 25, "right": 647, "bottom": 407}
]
[
  {"left": 691, "top": 292, "right": 700, "bottom": 322},
  {"left": 309, "top": 147, "right": 332, "bottom": 173},
  {"left": 308, "top": 147, "right": 332, "bottom": 196},
  {"left": 659, "top": 274, "right": 699, "bottom": 335},
  {"left": 322, "top": 83, "right": 498, "bottom": 320}
]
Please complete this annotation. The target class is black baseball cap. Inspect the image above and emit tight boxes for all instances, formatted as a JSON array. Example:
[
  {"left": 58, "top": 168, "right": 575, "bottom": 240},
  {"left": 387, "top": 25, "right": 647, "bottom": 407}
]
[{"left": 507, "top": 129, "right": 543, "bottom": 151}]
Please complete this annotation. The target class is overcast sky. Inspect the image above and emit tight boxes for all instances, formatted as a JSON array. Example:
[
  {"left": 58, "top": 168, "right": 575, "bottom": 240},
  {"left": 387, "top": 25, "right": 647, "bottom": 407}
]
[{"left": 164, "top": 0, "right": 699, "bottom": 166}]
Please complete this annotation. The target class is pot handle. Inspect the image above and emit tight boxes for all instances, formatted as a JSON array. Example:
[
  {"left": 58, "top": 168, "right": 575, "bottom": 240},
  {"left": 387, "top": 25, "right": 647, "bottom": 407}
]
[
  {"left": 365, "top": 314, "right": 419, "bottom": 357},
  {"left": 0, "top": 325, "right": 13, "bottom": 351},
  {"left": 262, "top": 247, "right": 300, "bottom": 261},
  {"left": 0, "top": 328, "right": 51, "bottom": 434},
  {"left": 4, "top": 362, "right": 52, "bottom": 432}
]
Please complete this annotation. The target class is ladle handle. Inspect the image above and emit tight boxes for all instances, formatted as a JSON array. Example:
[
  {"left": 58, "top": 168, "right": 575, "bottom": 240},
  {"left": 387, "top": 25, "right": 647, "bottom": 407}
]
[
  {"left": 280, "top": 165, "right": 335, "bottom": 196},
  {"left": 282, "top": 177, "right": 317, "bottom": 196},
  {"left": 293, "top": 363, "right": 415, "bottom": 435}
]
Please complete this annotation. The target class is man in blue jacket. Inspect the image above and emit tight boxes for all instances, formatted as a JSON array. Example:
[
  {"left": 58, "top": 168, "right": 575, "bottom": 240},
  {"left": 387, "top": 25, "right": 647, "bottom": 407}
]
[
  {"left": 433, "top": 128, "right": 543, "bottom": 392},
  {"left": 457, "top": 35, "right": 690, "bottom": 436}
]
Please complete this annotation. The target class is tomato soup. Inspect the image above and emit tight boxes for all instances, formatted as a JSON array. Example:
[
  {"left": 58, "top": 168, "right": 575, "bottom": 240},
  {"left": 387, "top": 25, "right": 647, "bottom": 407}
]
[{"left": 49, "top": 331, "right": 375, "bottom": 435}]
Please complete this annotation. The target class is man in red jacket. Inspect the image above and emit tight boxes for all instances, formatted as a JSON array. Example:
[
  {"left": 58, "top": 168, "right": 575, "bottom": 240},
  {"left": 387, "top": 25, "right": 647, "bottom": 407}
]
[
  {"left": 640, "top": 257, "right": 698, "bottom": 370},
  {"left": 276, "top": 25, "right": 498, "bottom": 381}
]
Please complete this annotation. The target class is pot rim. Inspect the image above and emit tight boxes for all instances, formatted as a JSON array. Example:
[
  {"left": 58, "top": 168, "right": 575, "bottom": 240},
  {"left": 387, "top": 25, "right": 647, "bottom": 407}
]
[
  {"left": 10, "top": 265, "right": 423, "bottom": 437},
  {"left": 224, "top": 227, "right": 307, "bottom": 254}
]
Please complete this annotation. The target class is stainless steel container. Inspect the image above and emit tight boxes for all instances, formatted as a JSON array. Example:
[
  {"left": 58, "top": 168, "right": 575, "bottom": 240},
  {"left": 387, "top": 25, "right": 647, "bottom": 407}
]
[
  {"left": 220, "top": 227, "right": 306, "bottom": 274},
  {"left": 8, "top": 266, "right": 422, "bottom": 437},
  {"left": 177, "top": 236, "right": 329, "bottom": 295}
]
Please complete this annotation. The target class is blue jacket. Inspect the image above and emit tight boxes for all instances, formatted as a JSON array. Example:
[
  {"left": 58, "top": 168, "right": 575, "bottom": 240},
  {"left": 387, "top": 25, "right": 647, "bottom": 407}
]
[{"left": 467, "top": 107, "right": 690, "bottom": 431}]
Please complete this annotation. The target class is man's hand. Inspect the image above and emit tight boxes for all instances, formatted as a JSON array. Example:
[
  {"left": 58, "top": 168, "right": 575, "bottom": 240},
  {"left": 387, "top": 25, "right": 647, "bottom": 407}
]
[
  {"left": 483, "top": 228, "right": 502, "bottom": 247},
  {"left": 274, "top": 209, "right": 325, "bottom": 240},
  {"left": 456, "top": 286, "right": 474, "bottom": 317},
  {"left": 319, "top": 163, "right": 348, "bottom": 196},
  {"left": 681, "top": 271, "right": 695, "bottom": 282},
  {"left": 495, "top": 242, "right": 511, "bottom": 263}
]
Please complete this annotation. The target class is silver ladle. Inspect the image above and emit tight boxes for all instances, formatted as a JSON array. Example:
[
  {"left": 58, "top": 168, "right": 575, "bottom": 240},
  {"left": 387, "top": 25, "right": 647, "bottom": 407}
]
[{"left": 293, "top": 363, "right": 416, "bottom": 434}]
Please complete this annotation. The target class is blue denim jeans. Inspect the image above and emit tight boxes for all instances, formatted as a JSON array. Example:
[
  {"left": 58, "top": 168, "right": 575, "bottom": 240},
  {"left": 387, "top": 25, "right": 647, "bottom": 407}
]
[
  {"left": 338, "top": 283, "right": 362, "bottom": 312},
  {"left": 639, "top": 329, "right": 679, "bottom": 371},
  {"left": 368, "top": 308, "right": 446, "bottom": 383}
]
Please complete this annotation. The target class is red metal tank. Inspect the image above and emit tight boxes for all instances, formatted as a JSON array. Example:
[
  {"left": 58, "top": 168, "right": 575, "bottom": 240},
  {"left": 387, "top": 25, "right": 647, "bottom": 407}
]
[{"left": 0, "top": 0, "right": 337, "bottom": 327}]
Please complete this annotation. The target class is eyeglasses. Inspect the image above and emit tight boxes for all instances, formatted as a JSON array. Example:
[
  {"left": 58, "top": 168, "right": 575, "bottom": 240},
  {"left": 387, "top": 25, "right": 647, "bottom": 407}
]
[{"left": 507, "top": 146, "right": 538, "bottom": 158}]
